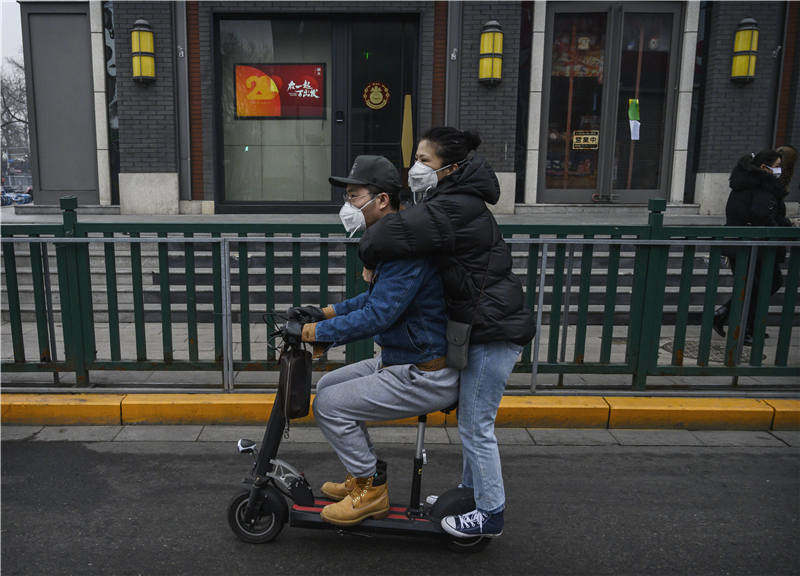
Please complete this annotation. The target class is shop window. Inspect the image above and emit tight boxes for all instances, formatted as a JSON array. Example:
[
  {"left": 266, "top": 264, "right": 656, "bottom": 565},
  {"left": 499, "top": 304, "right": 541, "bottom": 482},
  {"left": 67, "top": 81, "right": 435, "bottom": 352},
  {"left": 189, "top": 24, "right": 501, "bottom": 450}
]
[{"left": 219, "top": 18, "right": 332, "bottom": 203}]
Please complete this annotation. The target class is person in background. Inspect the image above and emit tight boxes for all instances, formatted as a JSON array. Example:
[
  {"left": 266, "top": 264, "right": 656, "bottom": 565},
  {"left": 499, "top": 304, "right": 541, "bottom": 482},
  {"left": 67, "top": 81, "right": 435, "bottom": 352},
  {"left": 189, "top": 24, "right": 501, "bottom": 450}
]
[{"left": 714, "top": 149, "right": 791, "bottom": 344}]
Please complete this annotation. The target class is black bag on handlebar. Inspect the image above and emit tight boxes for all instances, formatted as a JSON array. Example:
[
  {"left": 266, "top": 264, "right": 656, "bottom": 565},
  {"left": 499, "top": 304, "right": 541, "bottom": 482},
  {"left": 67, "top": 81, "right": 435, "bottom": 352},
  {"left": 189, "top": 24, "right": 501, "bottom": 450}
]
[{"left": 277, "top": 347, "right": 312, "bottom": 420}]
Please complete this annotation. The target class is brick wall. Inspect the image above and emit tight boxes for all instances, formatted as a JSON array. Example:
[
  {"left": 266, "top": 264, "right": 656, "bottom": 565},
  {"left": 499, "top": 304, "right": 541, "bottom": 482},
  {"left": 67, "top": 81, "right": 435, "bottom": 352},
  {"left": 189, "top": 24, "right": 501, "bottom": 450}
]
[
  {"left": 696, "top": 1, "right": 784, "bottom": 174},
  {"left": 114, "top": 1, "right": 178, "bottom": 173},
  {"left": 458, "top": 2, "right": 522, "bottom": 174},
  {"left": 193, "top": 1, "right": 436, "bottom": 202}
]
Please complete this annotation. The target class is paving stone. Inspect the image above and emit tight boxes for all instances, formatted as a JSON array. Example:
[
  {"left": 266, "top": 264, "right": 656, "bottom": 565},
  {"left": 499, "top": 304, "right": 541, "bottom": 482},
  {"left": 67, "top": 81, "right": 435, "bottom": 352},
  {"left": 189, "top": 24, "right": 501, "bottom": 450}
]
[
  {"left": 197, "top": 426, "right": 267, "bottom": 442},
  {"left": 691, "top": 430, "right": 787, "bottom": 447},
  {"left": 146, "top": 371, "right": 224, "bottom": 386},
  {"left": 495, "top": 428, "right": 534, "bottom": 445},
  {"left": 419, "top": 427, "right": 450, "bottom": 444},
  {"left": 446, "top": 427, "right": 462, "bottom": 445},
  {"left": 33, "top": 426, "right": 123, "bottom": 442},
  {"left": 609, "top": 429, "right": 702, "bottom": 446},
  {"left": 234, "top": 371, "right": 280, "bottom": 385},
  {"left": 114, "top": 425, "right": 202, "bottom": 442},
  {"left": 1, "top": 426, "right": 43, "bottom": 441},
  {"left": 529, "top": 428, "right": 618, "bottom": 446},
  {"left": 281, "top": 427, "right": 328, "bottom": 443},
  {"left": 770, "top": 430, "right": 800, "bottom": 446},
  {"left": 367, "top": 427, "right": 421, "bottom": 444}
]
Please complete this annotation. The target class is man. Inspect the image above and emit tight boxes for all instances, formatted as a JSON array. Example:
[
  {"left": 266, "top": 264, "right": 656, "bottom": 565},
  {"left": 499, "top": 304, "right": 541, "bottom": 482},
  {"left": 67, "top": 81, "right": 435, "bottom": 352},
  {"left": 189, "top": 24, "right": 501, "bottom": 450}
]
[{"left": 290, "top": 155, "right": 458, "bottom": 527}]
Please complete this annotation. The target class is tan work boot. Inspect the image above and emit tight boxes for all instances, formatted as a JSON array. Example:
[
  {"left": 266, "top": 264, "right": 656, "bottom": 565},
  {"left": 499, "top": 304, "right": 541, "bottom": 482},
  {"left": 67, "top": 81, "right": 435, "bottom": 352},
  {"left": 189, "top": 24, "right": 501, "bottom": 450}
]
[
  {"left": 320, "top": 476, "right": 390, "bottom": 526},
  {"left": 320, "top": 474, "right": 356, "bottom": 501},
  {"left": 321, "top": 460, "right": 387, "bottom": 501}
]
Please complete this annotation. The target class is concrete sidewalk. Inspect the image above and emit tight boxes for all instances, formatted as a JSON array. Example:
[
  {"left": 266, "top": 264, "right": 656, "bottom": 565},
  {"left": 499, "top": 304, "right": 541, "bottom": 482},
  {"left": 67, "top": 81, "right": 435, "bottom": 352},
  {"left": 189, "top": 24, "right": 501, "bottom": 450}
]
[{"left": 3, "top": 424, "right": 799, "bottom": 447}]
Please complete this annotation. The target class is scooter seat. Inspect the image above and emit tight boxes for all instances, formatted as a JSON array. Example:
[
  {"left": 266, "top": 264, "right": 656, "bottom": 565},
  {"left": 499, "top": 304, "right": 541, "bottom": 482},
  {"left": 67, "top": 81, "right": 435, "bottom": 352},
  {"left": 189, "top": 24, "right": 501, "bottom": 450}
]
[{"left": 439, "top": 402, "right": 458, "bottom": 415}]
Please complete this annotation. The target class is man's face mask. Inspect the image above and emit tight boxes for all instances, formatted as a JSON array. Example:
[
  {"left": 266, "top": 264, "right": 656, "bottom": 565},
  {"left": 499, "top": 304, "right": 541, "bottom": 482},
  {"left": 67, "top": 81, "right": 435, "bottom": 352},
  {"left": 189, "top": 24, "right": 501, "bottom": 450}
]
[
  {"left": 339, "top": 196, "right": 377, "bottom": 237},
  {"left": 407, "top": 160, "right": 461, "bottom": 203}
]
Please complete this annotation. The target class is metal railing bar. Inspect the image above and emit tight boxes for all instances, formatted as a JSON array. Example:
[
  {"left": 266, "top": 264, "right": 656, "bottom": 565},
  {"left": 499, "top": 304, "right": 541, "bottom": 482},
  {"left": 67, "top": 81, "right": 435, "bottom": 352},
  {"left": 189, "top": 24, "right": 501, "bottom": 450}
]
[
  {"left": 2, "top": 237, "right": 798, "bottom": 247},
  {"left": 558, "top": 245, "right": 575, "bottom": 386},
  {"left": 732, "top": 245, "right": 759, "bottom": 386},
  {"left": 220, "top": 239, "right": 234, "bottom": 391},
  {"left": 40, "top": 241, "right": 60, "bottom": 385},
  {"left": 530, "top": 243, "right": 548, "bottom": 392}
]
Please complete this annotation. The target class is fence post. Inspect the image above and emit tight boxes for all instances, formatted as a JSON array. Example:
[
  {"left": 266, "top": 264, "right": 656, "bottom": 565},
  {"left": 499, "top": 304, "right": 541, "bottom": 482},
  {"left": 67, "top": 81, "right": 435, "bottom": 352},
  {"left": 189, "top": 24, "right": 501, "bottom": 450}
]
[
  {"left": 632, "top": 199, "right": 668, "bottom": 389},
  {"left": 56, "top": 196, "right": 90, "bottom": 386}
]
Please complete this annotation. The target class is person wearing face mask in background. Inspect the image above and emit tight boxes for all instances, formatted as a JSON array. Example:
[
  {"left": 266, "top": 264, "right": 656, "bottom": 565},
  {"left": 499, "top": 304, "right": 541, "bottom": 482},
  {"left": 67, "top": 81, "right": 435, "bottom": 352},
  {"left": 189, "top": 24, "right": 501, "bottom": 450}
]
[
  {"left": 358, "top": 127, "right": 535, "bottom": 540},
  {"left": 286, "top": 155, "right": 458, "bottom": 527},
  {"left": 714, "top": 149, "right": 791, "bottom": 344}
]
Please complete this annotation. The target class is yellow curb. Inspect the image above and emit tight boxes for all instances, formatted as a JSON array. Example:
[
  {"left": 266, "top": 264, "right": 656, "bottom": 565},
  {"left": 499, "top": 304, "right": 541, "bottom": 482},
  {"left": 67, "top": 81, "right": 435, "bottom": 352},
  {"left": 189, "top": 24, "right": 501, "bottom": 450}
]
[
  {"left": 2, "top": 394, "right": 794, "bottom": 430},
  {"left": 761, "top": 399, "right": 800, "bottom": 430},
  {"left": 495, "top": 396, "right": 610, "bottom": 428},
  {"left": 121, "top": 394, "right": 280, "bottom": 425},
  {"left": 1, "top": 394, "right": 124, "bottom": 425},
  {"left": 119, "top": 393, "right": 451, "bottom": 426},
  {"left": 605, "top": 397, "right": 774, "bottom": 429}
]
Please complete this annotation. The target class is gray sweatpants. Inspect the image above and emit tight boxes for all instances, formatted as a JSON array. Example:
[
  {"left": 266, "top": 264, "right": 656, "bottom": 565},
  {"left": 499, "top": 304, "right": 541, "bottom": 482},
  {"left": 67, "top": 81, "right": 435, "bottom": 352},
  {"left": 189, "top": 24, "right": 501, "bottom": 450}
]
[{"left": 313, "top": 356, "right": 459, "bottom": 478}]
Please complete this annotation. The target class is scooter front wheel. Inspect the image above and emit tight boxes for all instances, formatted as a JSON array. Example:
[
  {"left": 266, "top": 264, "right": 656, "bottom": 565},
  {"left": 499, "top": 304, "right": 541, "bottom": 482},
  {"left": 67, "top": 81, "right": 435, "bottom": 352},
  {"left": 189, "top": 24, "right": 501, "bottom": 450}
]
[{"left": 228, "top": 489, "right": 286, "bottom": 544}]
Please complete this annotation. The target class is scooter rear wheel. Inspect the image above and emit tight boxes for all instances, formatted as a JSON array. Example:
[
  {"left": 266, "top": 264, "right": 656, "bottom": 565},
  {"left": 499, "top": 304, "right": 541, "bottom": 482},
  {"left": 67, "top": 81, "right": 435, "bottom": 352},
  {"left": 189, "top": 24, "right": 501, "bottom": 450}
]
[
  {"left": 446, "top": 535, "right": 491, "bottom": 553},
  {"left": 228, "top": 490, "right": 286, "bottom": 544},
  {"left": 431, "top": 487, "right": 491, "bottom": 553}
]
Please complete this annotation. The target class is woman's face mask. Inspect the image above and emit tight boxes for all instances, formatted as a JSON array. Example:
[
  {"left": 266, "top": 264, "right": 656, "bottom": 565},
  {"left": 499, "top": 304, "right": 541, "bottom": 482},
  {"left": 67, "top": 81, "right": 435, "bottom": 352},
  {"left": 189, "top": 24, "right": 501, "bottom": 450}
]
[
  {"left": 338, "top": 196, "right": 377, "bottom": 237},
  {"left": 770, "top": 166, "right": 782, "bottom": 178},
  {"left": 407, "top": 159, "right": 464, "bottom": 203}
]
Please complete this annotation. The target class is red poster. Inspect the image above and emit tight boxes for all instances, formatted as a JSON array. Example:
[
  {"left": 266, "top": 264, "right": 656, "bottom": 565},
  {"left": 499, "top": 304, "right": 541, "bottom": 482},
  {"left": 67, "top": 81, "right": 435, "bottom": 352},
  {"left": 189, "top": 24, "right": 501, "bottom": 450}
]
[{"left": 235, "top": 63, "right": 325, "bottom": 119}]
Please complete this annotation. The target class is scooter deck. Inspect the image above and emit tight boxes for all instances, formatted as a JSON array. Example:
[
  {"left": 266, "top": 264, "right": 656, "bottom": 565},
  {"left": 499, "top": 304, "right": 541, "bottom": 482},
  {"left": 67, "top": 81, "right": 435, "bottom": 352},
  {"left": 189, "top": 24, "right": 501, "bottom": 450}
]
[{"left": 290, "top": 499, "right": 444, "bottom": 538}]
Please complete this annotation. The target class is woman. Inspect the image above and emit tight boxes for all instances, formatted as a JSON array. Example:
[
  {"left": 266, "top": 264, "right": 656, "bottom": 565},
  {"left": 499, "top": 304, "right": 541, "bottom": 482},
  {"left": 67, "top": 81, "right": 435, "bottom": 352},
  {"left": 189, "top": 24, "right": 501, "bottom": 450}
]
[
  {"left": 713, "top": 149, "right": 790, "bottom": 344},
  {"left": 358, "top": 127, "right": 535, "bottom": 538}
]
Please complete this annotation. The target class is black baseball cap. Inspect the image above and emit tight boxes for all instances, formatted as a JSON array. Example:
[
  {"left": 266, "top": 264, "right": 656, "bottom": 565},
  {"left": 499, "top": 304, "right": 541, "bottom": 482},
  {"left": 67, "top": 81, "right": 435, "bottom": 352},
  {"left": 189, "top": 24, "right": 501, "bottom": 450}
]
[{"left": 329, "top": 155, "right": 402, "bottom": 193}]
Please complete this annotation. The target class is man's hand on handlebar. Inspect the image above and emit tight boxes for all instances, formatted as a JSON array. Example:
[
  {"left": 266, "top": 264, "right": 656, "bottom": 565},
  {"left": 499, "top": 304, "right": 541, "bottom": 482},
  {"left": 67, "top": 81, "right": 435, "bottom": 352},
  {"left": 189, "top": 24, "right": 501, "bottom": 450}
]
[{"left": 287, "top": 305, "right": 328, "bottom": 324}]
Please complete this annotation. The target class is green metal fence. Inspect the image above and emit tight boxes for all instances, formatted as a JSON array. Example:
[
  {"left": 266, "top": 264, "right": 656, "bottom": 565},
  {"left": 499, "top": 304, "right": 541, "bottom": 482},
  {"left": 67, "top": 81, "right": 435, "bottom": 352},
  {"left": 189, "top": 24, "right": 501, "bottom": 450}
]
[{"left": 1, "top": 197, "right": 798, "bottom": 391}]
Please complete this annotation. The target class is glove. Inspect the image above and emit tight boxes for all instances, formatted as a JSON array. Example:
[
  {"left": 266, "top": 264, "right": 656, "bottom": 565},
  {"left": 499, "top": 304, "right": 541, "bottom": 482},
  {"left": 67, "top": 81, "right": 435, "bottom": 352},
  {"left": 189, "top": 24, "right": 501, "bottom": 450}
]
[
  {"left": 285, "top": 320, "right": 320, "bottom": 344},
  {"left": 287, "top": 305, "right": 334, "bottom": 323}
]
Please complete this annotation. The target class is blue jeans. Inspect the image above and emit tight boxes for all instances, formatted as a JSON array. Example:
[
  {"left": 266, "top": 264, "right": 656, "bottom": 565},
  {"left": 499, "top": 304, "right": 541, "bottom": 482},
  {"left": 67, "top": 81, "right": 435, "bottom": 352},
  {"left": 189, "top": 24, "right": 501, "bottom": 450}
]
[{"left": 458, "top": 341, "right": 523, "bottom": 514}]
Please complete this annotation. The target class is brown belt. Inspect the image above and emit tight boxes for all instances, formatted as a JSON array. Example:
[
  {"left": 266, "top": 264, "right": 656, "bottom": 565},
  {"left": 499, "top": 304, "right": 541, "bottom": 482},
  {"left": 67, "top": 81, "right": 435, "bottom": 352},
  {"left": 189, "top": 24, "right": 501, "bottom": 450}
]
[
  {"left": 379, "top": 356, "right": 448, "bottom": 372},
  {"left": 414, "top": 356, "right": 448, "bottom": 372}
]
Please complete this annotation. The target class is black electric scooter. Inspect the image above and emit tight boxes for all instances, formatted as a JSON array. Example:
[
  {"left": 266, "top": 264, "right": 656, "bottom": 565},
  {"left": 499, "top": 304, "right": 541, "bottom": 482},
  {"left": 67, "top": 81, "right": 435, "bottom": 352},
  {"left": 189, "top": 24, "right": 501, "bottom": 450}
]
[{"left": 226, "top": 318, "right": 489, "bottom": 551}]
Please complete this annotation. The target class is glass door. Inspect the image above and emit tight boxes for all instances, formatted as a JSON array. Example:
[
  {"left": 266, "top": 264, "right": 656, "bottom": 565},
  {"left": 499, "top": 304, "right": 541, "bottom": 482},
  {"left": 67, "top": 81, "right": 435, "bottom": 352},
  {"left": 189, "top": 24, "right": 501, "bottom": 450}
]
[
  {"left": 345, "top": 17, "right": 418, "bottom": 182},
  {"left": 610, "top": 10, "right": 678, "bottom": 200},
  {"left": 539, "top": 3, "right": 681, "bottom": 203}
]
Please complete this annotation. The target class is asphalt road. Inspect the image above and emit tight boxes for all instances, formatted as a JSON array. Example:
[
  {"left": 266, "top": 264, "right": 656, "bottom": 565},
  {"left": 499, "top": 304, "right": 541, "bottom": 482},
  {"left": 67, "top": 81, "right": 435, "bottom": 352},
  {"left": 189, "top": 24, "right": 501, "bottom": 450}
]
[{"left": 2, "top": 439, "right": 798, "bottom": 576}]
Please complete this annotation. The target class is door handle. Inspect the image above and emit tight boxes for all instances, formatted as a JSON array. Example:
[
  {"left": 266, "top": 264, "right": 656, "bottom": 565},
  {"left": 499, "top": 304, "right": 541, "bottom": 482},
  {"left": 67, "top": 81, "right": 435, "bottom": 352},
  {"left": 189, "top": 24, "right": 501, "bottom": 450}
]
[{"left": 335, "top": 110, "right": 345, "bottom": 125}]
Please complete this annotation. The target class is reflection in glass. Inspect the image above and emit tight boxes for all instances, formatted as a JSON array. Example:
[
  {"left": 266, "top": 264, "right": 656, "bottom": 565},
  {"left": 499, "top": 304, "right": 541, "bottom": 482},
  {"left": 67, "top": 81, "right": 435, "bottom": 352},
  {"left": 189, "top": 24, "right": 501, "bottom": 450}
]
[
  {"left": 612, "top": 13, "right": 672, "bottom": 190},
  {"left": 545, "top": 13, "right": 606, "bottom": 190},
  {"left": 219, "top": 19, "right": 332, "bottom": 202}
]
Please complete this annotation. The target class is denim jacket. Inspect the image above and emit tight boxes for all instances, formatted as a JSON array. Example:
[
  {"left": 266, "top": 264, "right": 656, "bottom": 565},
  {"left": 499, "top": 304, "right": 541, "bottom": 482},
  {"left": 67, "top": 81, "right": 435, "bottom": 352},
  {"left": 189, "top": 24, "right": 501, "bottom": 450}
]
[{"left": 314, "top": 258, "right": 448, "bottom": 366}]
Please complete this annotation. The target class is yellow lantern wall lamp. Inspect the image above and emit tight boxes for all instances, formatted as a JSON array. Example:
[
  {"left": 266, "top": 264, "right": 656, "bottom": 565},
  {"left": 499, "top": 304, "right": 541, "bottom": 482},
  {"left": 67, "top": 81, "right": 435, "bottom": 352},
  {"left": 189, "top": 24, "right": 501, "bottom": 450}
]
[
  {"left": 131, "top": 19, "right": 156, "bottom": 83},
  {"left": 479, "top": 20, "right": 503, "bottom": 85},
  {"left": 731, "top": 17, "right": 758, "bottom": 83}
]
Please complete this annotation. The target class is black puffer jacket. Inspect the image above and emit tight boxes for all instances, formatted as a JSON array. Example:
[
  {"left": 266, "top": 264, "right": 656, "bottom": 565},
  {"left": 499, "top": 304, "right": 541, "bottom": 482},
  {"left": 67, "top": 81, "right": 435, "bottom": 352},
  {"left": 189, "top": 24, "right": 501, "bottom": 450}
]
[
  {"left": 358, "top": 156, "right": 535, "bottom": 345},
  {"left": 726, "top": 155, "right": 791, "bottom": 228}
]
